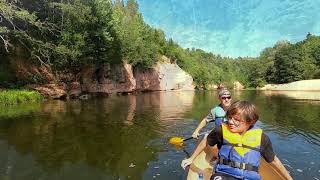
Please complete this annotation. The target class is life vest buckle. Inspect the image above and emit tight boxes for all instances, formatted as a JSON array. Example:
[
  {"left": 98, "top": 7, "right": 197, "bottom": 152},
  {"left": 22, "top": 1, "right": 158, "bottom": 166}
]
[
  {"left": 233, "top": 161, "right": 246, "bottom": 170},
  {"left": 219, "top": 158, "right": 259, "bottom": 172},
  {"left": 240, "top": 163, "right": 246, "bottom": 169},
  {"left": 237, "top": 143, "right": 242, "bottom": 147}
]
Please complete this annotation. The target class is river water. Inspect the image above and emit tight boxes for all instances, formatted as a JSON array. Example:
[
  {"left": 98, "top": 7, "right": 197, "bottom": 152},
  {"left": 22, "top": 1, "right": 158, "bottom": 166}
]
[{"left": 0, "top": 91, "right": 319, "bottom": 180}]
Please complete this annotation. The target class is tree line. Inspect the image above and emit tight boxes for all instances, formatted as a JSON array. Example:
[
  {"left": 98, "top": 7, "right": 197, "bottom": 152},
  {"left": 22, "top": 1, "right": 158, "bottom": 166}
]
[{"left": 1, "top": 0, "right": 320, "bottom": 88}]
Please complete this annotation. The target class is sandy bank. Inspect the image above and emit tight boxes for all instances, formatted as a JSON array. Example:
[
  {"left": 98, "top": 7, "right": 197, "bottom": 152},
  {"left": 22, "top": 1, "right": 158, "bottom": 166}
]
[{"left": 259, "top": 79, "right": 320, "bottom": 91}]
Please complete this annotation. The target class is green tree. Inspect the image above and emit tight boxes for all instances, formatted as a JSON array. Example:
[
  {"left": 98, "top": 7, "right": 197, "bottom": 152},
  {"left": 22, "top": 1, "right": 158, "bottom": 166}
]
[
  {"left": 274, "top": 45, "right": 304, "bottom": 83},
  {"left": 112, "top": 0, "right": 162, "bottom": 68},
  {"left": 126, "top": 0, "right": 138, "bottom": 17},
  {"left": 0, "top": 0, "right": 56, "bottom": 65}
]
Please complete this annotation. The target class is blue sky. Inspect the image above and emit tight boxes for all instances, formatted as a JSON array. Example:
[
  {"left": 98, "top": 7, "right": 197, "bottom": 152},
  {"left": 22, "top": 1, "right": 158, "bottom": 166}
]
[{"left": 137, "top": 0, "right": 320, "bottom": 57}]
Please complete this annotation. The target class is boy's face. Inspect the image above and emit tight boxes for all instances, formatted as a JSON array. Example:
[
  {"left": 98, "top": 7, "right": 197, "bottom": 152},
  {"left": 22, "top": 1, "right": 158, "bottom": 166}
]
[{"left": 227, "top": 113, "right": 251, "bottom": 133}]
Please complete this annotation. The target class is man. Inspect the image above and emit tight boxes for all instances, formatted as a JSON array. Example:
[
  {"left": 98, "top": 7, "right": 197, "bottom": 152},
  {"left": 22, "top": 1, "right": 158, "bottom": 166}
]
[{"left": 192, "top": 88, "right": 232, "bottom": 138}]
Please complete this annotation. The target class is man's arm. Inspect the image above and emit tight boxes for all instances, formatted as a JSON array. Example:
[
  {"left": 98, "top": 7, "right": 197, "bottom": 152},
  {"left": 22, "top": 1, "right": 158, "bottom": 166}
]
[
  {"left": 192, "top": 108, "right": 215, "bottom": 138},
  {"left": 192, "top": 118, "right": 208, "bottom": 138},
  {"left": 270, "top": 156, "right": 293, "bottom": 180}
]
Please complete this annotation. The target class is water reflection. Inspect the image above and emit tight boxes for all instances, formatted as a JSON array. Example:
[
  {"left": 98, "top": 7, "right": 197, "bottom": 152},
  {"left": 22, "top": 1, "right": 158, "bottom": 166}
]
[
  {"left": 262, "top": 90, "right": 320, "bottom": 101},
  {"left": 0, "top": 103, "right": 41, "bottom": 119},
  {"left": 0, "top": 91, "right": 196, "bottom": 180},
  {"left": 0, "top": 91, "right": 319, "bottom": 180}
]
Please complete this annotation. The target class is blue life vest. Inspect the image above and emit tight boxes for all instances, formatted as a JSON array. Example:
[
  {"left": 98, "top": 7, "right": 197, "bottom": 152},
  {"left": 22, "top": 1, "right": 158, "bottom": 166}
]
[{"left": 215, "top": 124, "right": 263, "bottom": 180}]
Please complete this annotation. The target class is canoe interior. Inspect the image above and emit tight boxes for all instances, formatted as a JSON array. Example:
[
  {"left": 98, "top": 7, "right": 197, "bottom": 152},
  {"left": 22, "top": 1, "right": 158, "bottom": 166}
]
[{"left": 187, "top": 146, "right": 286, "bottom": 180}]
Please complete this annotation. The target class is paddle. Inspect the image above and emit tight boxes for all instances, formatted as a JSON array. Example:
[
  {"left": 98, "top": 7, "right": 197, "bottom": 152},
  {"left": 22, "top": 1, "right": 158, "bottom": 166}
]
[{"left": 169, "top": 131, "right": 210, "bottom": 146}]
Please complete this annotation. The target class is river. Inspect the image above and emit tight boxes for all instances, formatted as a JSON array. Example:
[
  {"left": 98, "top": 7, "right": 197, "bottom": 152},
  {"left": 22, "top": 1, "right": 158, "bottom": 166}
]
[{"left": 0, "top": 91, "right": 319, "bottom": 180}]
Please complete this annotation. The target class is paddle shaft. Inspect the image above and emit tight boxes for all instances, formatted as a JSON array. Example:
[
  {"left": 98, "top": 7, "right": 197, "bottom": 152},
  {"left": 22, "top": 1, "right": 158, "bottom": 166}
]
[
  {"left": 183, "top": 131, "right": 210, "bottom": 142},
  {"left": 183, "top": 136, "right": 194, "bottom": 141}
]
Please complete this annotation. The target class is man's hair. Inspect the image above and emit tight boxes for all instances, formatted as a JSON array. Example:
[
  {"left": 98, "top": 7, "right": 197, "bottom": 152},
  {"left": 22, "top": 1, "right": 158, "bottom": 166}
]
[{"left": 226, "top": 101, "right": 259, "bottom": 125}]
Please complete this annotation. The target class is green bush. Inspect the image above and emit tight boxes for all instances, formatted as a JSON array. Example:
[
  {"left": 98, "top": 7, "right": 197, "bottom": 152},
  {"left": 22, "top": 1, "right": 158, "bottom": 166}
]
[{"left": 0, "top": 90, "right": 43, "bottom": 106}]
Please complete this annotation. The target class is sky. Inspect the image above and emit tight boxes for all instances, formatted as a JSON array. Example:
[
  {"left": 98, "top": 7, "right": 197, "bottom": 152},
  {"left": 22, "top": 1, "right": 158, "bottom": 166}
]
[{"left": 137, "top": 0, "right": 320, "bottom": 57}]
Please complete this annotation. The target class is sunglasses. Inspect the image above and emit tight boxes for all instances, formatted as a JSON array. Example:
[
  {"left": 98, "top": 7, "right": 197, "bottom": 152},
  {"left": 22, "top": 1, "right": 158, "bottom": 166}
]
[{"left": 221, "top": 96, "right": 231, "bottom": 100}]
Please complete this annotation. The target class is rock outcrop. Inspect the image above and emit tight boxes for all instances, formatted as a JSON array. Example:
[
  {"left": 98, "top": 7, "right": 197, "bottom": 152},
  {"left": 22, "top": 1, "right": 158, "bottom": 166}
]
[
  {"left": 29, "top": 83, "right": 67, "bottom": 99},
  {"left": 135, "top": 62, "right": 194, "bottom": 91},
  {"left": 81, "top": 63, "right": 136, "bottom": 94},
  {"left": 69, "top": 82, "right": 82, "bottom": 98},
  {"left": 20, "top": 56, "right": 195, "bottom": 98},
  {"left": 233, "top": 81, "right": 244, "bottom": 90},
  {"left": 82, "top": 60, "right": 194, "bottom": 94}
]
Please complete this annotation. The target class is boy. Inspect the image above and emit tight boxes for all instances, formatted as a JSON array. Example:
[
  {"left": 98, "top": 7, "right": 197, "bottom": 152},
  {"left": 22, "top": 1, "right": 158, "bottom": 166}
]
[{"left": 182, "top": 101, "right": 292, "bottom": 180}]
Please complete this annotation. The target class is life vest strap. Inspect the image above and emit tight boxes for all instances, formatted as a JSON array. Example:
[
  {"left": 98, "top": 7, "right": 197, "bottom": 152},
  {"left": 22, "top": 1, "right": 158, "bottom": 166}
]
[
  {"left": 219, "top": 158, "right": 259, "bottom": 172},
  {"left": 223, "top": 142, "right": 261, "bottom": 152}
]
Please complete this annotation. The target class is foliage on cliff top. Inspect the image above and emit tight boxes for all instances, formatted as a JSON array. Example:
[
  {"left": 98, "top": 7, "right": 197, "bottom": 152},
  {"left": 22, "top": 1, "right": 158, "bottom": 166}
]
[{"left": 1, "top": 0, "right": 320, "bottom": 88}]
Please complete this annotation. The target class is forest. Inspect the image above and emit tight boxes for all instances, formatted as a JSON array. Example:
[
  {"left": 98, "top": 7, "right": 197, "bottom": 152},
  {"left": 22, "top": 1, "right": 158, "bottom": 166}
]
[{"left": 1, "top": 0, "right": 320, "bottom": 89}]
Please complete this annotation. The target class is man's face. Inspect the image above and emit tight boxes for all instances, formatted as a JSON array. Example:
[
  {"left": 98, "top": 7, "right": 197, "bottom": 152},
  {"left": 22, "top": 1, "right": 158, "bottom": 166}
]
[{"left": 219, "top": 95, "right": 232, "bottom": 107}]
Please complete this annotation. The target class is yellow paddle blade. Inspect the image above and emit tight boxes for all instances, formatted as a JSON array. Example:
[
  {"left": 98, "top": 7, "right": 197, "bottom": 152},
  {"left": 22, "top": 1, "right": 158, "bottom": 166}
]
[{"left": 169, "top": 137, "right": 184, "bottom": 146}]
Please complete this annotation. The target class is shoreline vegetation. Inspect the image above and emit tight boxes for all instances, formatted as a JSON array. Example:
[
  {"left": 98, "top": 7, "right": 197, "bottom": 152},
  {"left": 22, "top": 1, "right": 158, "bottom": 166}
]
[
  {"left": 0, "top": 90, "right": 43, "bottom": 106},
  {"left": 1, "top": 0, "right": 320, "bottom": 96}
]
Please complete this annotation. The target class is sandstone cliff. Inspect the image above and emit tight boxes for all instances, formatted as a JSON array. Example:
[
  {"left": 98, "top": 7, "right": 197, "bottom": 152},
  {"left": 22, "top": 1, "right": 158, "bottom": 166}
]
[
  {"left": 26, "top": 56, "right": 195, "bottom": 99},
  {"left": 81, "top": 61, "right": 194, "bottom": 94},
  {"left": 135, "top": 62, "right": 194, "bottom": 91}
]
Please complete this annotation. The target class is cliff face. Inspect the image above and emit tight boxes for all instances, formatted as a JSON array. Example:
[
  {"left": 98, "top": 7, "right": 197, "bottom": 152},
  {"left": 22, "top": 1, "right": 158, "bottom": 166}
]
[
  {"left": 26, "top": 57, "right": 195, "bottom": 99},
  {"left": 81, "top": 61, "right": 194, "bottom": 94},
  {"left": 81, "top": 63, "right": 136, "bottom": 94},
  {"left": 135, "top": 62, "right": 194, "bottom": 91}
]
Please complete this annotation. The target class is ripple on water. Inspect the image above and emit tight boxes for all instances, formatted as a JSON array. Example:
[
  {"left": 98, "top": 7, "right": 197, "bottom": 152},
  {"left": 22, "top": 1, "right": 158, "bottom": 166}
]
[{"left": 297, "top": 169, "right": 303, "bottom": 173}]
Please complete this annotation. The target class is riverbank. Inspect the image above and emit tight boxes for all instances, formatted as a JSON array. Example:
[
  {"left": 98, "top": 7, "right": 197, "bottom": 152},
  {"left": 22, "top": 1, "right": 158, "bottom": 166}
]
[
  {"left": 259, "top": 79, "right": 320, "bottom": 91},
  {"left": 0, "top": 90, "right": 43, "bottom": 106}
]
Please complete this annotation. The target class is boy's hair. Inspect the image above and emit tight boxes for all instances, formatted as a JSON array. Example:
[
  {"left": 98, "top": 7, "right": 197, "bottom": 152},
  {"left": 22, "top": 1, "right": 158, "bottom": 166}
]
[{"left": 226, "top": 101, "right": 259, "bottom": 125}]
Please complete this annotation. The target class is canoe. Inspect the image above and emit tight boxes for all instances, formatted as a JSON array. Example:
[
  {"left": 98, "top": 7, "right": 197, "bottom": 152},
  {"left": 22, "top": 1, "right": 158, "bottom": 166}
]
[
  {"left": 187, "top": 145, "right": 214, "bottom": 180},
  {"left": 187, "top": 145, "right": 287, "bottom": 180}
]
